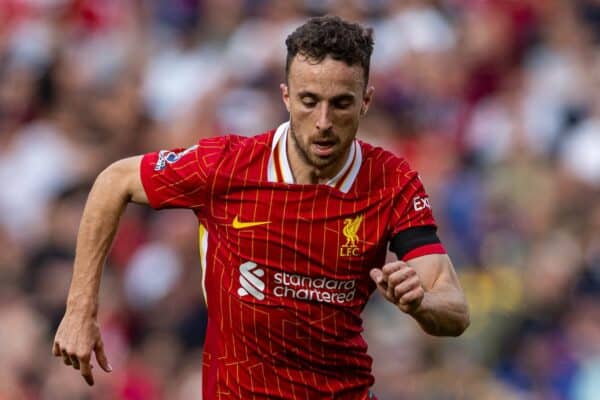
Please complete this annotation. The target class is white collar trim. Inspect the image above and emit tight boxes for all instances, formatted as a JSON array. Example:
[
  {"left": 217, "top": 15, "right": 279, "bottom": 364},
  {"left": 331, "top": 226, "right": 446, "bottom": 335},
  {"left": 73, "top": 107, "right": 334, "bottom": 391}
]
[{"left": 267, "top": 121, "right": 362, "bottom": 193}]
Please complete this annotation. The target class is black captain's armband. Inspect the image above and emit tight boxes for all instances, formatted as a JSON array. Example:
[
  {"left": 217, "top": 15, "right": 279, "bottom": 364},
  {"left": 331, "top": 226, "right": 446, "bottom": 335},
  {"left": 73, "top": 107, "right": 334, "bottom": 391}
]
[{"left": 389, "top": 225, "right": 441, "bottom": 260}]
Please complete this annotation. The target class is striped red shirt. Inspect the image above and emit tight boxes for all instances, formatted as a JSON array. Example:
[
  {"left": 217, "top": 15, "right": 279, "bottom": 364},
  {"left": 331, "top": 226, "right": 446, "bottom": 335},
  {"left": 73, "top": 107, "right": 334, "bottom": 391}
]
[{"left": 140, "top": 122, "right": 445, "bottom": 399}]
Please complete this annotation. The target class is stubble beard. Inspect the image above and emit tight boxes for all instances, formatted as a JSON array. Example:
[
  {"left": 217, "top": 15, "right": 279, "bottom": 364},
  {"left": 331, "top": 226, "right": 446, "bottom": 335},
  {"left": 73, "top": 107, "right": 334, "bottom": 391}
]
[{"left": 288, "top": 118, "right": 338, "bottom": 170}]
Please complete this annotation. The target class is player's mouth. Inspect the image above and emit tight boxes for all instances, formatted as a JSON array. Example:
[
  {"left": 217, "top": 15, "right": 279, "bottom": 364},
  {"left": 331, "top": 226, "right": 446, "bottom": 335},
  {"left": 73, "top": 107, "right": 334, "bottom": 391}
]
[{"left": 311, "top": 139, "right": 337, "bottom": 157}]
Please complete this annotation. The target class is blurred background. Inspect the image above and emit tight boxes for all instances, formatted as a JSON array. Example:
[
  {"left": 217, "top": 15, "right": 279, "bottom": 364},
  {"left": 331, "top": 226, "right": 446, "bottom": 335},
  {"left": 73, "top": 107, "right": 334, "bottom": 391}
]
[{"left": 1, "top": 0, "right": 599, "bottom": 398}]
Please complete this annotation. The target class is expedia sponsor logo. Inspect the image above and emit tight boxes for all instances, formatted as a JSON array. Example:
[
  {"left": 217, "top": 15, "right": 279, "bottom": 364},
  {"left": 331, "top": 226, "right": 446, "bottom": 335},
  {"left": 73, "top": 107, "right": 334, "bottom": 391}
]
[{"left": 413, "top": 195, "right": 431, "bottom": 211}]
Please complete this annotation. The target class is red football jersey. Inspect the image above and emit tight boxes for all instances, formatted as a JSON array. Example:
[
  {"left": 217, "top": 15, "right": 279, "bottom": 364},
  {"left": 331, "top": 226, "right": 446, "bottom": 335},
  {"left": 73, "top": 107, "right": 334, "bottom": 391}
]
[{"left": 140, "top": 122, "right": 445, "bottom": 399}]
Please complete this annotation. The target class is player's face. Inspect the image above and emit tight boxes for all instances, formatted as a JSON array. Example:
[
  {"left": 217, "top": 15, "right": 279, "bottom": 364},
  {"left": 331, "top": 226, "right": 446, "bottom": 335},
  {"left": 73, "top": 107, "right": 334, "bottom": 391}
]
[{"left": 281, "top": 55, "right": 374, "bottom": 179}]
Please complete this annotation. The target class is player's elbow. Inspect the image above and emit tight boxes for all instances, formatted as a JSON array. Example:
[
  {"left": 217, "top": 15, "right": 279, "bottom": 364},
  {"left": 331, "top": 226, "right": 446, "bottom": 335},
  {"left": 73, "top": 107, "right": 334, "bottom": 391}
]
[
  {"left": 452, "top": 311, "right": 470, "bottom": 337},
  {"left": 447, "top": 297, "right": 470, "bottom": 337},
  {"left": 96, "top": 161, "right": 129, "bottom": 198},
  {"left": 96, "top": 157, "right": 145, "bottom": 203},
  {"left": 429, "top": 313, "right": 469, "bottom": 337},
  {"left": 427, "top": 301, "right": 470, "bottom": 337}
]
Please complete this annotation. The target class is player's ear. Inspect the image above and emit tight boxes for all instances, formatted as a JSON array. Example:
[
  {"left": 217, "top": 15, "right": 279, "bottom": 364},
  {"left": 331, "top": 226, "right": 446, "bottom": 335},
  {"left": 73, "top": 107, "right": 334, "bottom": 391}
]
[
  {"left": 361, "top": 86, "right": 375, "bottom": 116},
  {"left": 280, "top": 83, "right": 291, "bottom": 112}
]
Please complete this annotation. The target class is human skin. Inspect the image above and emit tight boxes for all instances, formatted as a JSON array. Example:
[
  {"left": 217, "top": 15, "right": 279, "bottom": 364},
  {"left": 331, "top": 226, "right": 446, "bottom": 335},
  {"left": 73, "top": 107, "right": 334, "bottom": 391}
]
[
  {"left": 281, "top": 54, "right": 468, "bottom": 335},
  {"left": 52, "top": 156, "right": 147, "bottom": 385},
  {"left": 281, "top": 54, "right": 374, "bottom": 184},
  {"left": 52, "top": 54, "right": 468, "bottom": 387}
]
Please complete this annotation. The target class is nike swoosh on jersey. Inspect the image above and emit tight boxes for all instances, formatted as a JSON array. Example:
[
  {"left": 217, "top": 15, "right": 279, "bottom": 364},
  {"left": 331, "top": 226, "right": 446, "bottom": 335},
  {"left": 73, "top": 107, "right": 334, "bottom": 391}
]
[{"left": 232, "top": 216, "right": 271, "bottom": 229}]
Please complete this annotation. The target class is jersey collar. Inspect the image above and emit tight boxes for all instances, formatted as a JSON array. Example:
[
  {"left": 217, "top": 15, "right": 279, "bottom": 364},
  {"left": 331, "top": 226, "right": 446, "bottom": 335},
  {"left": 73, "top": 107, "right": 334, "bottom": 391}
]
[{"left": 267, "top": 121, "right": 362, "bottom": 193}]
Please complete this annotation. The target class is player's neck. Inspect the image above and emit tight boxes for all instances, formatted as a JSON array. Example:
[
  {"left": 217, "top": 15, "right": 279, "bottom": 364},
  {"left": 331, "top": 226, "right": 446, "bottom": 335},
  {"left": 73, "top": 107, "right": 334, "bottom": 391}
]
[{"left": 292, "top": 167, "right": 337, "bottom": 185}]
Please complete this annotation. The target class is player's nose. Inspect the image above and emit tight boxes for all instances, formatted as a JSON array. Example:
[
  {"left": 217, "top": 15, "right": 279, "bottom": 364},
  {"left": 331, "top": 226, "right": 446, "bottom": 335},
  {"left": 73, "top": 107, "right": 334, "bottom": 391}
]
[{"left": 315, "top": 103, "right": 333, "bottom": 132}]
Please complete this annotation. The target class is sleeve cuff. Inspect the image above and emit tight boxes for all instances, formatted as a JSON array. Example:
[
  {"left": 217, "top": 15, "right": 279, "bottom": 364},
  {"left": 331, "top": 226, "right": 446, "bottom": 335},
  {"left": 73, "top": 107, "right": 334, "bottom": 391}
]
[
  {"left": 402, "top": 243, "right": 446, "bottom": 261},
  {"left": 139, "top": 153, "right": 161, "bottom": 209}
]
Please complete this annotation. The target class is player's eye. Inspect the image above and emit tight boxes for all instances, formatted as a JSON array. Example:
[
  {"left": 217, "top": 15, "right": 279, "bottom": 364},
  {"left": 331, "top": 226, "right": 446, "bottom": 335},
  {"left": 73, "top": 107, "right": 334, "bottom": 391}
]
[
  {"left": 301, "top": 98, "right": 317, "bottom": 108},
  {"left": 333, "top": 100, "right": 352, "bottom": 109},
  {"left": 331, "top": 97, "right": 354, "bottom": 110}
]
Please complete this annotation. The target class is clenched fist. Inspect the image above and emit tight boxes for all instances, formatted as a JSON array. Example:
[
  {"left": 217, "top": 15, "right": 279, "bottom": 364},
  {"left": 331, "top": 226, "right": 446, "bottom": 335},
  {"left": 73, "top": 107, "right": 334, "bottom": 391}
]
[{"left": 370, "top": 261, "right": 425, "bottom": 314}]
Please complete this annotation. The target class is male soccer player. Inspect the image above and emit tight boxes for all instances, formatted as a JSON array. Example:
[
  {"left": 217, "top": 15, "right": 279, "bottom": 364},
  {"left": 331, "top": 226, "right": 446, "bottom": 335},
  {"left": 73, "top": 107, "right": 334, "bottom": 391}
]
[{"left": 53, "top": 16, "right": 469, "bottom": 399}]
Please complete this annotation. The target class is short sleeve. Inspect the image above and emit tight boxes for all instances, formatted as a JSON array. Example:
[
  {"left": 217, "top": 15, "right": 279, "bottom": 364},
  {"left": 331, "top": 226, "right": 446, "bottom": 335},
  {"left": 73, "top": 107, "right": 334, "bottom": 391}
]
[
  {"left": 389, "top": 168, "right": 437, "bottom": 234},
  {"left": 388, "top": 164, "right": 446, "bottom": 260},
  {"left": 140, "top": 136, "right": 229, "bottom": 210}
]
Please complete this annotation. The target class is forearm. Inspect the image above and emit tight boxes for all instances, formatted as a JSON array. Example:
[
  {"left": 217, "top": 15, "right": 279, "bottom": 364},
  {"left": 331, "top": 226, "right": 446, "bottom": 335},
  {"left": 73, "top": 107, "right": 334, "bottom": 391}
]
[
  {"left": 66, "top": 166, "right": 132, "bottom": 316},
  {"left": 54, "top": 157, "right": 146, "bottom": 385},
  {"left": 410, "top": 284, "right": 469, "bottom": 337}
]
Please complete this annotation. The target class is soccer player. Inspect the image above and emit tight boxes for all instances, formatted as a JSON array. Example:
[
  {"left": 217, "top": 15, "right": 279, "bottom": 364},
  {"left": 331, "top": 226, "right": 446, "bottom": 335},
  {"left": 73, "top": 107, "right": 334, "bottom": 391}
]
[{"left": 53, "top": 16, "right": 469, "bottom": 399}]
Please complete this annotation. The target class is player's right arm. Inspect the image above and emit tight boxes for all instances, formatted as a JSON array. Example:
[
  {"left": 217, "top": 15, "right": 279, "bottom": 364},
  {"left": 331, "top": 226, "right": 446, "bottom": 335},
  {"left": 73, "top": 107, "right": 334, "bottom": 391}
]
[
  {"left": 52, "top": 156, "right": 147, "bottom": 386},
  {"left": 53, "top": 138, "right": 226, "bottom": 386}
]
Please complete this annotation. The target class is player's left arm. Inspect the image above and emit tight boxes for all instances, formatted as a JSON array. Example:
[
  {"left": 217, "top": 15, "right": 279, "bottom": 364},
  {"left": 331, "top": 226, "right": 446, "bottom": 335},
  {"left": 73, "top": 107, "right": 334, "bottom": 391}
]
[{"left": 370, "top": 254, "right": 470, "bottom": 337}]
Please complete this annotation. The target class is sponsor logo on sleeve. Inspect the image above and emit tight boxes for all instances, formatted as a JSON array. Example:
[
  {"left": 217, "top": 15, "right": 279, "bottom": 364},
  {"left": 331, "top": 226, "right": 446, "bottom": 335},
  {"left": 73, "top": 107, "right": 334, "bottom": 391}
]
[
  {"left": 413, "top": 196, "right": 431, "bottom": 212},
  {"left": 154, "top": 145, "right": 199, "bottom": 171}
]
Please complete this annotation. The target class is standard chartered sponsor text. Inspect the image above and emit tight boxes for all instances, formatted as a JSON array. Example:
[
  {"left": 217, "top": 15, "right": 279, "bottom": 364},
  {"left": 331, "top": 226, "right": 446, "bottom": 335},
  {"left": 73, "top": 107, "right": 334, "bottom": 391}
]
[{"left": 273, "top": 272, "right": 356, "bottom": 304}]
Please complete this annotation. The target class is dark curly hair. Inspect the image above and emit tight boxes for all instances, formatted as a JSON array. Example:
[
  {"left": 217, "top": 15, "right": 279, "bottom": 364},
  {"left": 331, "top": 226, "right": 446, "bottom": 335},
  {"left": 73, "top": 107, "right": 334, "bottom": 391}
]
[{"left": 285, "top": 16, "right": 374, "bottom": 87}]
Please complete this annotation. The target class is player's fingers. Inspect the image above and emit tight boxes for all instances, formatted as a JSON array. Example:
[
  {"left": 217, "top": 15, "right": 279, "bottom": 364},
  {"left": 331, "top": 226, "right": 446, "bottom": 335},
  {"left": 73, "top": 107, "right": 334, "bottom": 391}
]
[
  {"left": 52, "top": 342, "right": 61, "bottom": 357},
  {"left": 94, "top": 340, "right": 112, "bottom": 373},
  {"left": 381, "top": 261, "right": 407, "bottom": 276},
  {"left": 399, "top": 286, "right": 425, "bottom": 306},
  {"left": 380, "top": 262, "right": 402, "bottom": 288},
  {"left": 393, "top": 275, "right": 421, "bottom": 299},
  {"left": 71, "top": 356, "right": 80, "bottom": 370},
  {"left": 385, "top": 268, "right": 408, "bottom": 298},
  {"left": 61, "top": 350, "right": 72, "bottom": 366},
  {"left": 370, "top": 269, "right": 394, "bottom": 300},
  {"left": 387, "top": 266, "right": 416, "bottom": 288},
  {"left": 80, "top": 358, "right": 94, "bottom": 386},
  {"left": 369, "top": 268, "right": 384, "bottom": 285},
  {"left": 370, "top": 269, "right": 389, "bottom": 292},
  {"left": 386, "top": 278, "right": 396, "bottom": 300}
]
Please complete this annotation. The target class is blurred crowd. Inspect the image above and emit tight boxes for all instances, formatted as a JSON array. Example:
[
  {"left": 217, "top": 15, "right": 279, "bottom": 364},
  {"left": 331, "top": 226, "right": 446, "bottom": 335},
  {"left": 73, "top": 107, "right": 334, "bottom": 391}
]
[{"left": 1, "top": 0, "right": 599, "bottom": 399}]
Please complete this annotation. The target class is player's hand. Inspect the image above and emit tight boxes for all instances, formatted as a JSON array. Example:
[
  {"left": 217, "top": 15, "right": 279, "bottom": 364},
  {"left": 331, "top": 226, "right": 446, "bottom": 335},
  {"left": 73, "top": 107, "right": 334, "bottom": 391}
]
[
  {"left": 370, "top": 261, "right": 425, "bottom": 314},
  {"left": 52, "top": 309, "right": 112, "bottom": 386}
]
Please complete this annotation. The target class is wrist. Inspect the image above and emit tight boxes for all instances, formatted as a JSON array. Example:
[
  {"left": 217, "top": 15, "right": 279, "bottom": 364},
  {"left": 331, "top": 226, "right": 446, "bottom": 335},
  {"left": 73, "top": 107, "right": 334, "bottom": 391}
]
[{"left": 66, "top": 295, "right": 99, "bottom": 317}]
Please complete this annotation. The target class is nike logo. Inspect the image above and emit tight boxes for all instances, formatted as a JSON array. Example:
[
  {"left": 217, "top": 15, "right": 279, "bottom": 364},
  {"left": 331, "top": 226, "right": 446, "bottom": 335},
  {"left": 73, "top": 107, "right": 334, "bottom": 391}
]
[{"left": 232, "top": 216, "right": 271, "bottom": 229}]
